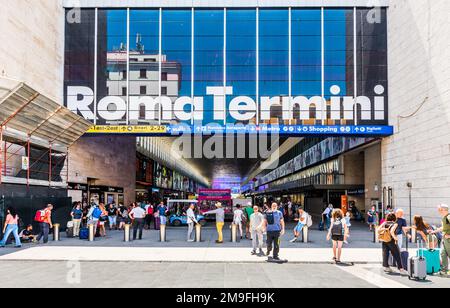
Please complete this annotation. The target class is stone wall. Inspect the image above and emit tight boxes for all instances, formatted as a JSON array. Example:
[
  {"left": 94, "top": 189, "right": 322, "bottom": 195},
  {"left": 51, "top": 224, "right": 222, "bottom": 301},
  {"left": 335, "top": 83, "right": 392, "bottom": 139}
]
[
  {"left": 0, "top": 0, "right": 64, "bottom": 101},
  {"left": 68, "top": 136, "right": 137, "bottom": 206},
  {"left": 383, "top": 0, "right": 450, "bottom": 224}
]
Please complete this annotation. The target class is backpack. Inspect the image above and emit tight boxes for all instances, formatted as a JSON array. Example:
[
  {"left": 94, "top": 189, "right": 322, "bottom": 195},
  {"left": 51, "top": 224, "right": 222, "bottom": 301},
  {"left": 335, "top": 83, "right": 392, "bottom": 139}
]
[
  {"left": 34, "top": 209, "right": 47, "bottom": 223},
  {"left": 331, "top": 219, "right": 343, "bottom": 236},
  {"left": 378, "top": 223, "right": 393, "bottom": 243},
  {"left": 306, "top": 214, "right": 313, "bottom": 228},
  {"left": 92, "top": 207, "right": 102, "bottom": 219}
]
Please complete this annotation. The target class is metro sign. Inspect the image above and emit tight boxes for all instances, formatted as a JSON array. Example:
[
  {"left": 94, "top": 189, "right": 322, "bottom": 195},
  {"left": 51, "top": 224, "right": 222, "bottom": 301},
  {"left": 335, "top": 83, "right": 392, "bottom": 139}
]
[{"left": 66, "top": 84, "right": 386, "bottom": 123}]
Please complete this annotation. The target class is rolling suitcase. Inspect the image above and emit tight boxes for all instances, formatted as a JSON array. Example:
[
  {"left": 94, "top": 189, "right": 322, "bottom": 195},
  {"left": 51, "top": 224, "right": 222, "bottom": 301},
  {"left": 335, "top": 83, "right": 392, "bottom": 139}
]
[
  {"left": 417, "top": 248, "right": 441, "bottom": 275},
  {"left": 408, "top": 241, "right": 427, "bottom": 281},
  {"left": 79, "top": 227, "right": 89, "bottom": 240}
]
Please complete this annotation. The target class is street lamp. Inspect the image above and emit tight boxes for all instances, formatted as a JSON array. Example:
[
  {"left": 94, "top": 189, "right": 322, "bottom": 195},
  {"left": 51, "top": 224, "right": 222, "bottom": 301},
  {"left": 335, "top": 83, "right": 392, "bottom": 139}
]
[{"left": 407, "top": 182, "right": 413, "bottom": 226}]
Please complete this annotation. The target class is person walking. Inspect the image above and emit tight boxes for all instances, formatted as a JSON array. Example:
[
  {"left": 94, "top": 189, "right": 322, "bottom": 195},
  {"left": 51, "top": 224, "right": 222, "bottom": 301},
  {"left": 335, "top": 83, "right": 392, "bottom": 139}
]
[
  {"left": 70, "top": 202, "right": 83, "bottom": 237},
  {"left": 204, "top": 202, "right": 225, "bottom": 244},
  {"left": 0, "top": 207, "right": 22, "bottom": 248},
  {"left": 36, "top": 204, "right": 53, "bottom": 244},
  {"left": 378, "top": 213, "right": 408, "bottom": 275},
  {"left": 250, "top": 205, "right": 265, "bottom": 256},
  {"left": 323, "top": 204, "right": 333, "bottom": 230},
  {"left": 186, "top": 203, "right": 198, "bottom": 242},
  {"left": 98, "top": 203, "right": 108, "bottom": 237},
  {"left": 107, "top": 203, "right": 118, "bottom": 230},
  {"left": 344, "top": 211, "right": 352, "bottom": 244},
  {"left": 145, "top": 203, "right": 154, "bottom": 229},
  {"left": 429, "top": 204, "right": 450, "bottom": 276},
  {"left": 264, "top": 202, "right": 285, "bottom": 261},
  {"left": 290, "top": 207, "right": 308, "bottom": 243},
  {"left": 117, "top": 204, "right": 128, "bottom": 230},
  {"left": 233, "top": 204, "right": 245, "bottom": 240},
  {"left": 129, "top": 203, "right": 146, "bottom": 240},
  {"left": 367, "top": 205, "right": 379, "bottom": 232},
  {"left": 326, "top": 209, "right": 349, "bottom": 264}
]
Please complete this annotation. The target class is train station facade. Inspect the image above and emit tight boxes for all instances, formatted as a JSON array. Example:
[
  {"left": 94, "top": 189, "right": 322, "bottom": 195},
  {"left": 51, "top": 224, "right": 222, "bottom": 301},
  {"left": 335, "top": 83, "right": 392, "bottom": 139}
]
[{"left": 1, "top": 0, "right": 449, "bottom": 225}]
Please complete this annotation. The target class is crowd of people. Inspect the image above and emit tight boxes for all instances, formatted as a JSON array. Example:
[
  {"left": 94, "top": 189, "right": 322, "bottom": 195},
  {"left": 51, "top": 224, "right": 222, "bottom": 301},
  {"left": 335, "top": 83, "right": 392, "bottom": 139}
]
[{"left": 0, "top": 200, "right": 449, "bottom": 277}]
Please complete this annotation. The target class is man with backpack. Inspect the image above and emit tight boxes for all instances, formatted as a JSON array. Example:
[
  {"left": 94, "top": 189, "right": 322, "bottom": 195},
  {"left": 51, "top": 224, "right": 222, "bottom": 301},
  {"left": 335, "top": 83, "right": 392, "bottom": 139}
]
[
  {"left": 430, "top": 204, "right": 450, "bottom": 276},
  {"left": 86, "top": 203, "right": 103, "bottom": 236},
  {"left": 264, "top": 202, "right": 285, "bottom": 261},
  {"left": 35, "top": 204, "right": 53, "bottom": 244}
]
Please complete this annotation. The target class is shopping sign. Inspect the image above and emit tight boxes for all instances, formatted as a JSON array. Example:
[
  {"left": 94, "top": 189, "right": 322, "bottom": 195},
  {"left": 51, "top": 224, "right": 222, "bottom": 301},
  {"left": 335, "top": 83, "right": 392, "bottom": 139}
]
[
  {"left": 198, "top": 189, "right": 232, "bottom": 201},
  {"left": 66, "top": 85, "right": 387, "bottom": 123}
]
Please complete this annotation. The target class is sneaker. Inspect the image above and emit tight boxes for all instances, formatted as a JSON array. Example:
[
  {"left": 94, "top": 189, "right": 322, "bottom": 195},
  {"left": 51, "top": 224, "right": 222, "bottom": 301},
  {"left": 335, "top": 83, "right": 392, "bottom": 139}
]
[
  {"left": 14, "top": 246, "right": 22, "bottom": 248},
  {"left": 251, "top": 250, "right": 257, "bottom": 255},
  {"left": 258, "top": 249, "right": 264, "bottom": 256},
  {"left": 383, "top": 267, "right": 393, "bottom": 273},
  {"left": 187, "top": 239, "right": 195, "bottom": 242},
  {"left": 272, "top": 256, "right": 281, "bottom": 261},
  {"left": 439, "top": 270, "right": 449, "bottom": 277},
  {"left": 289, "top": 238, "right": 298, "bottom": 243},
  {"left": 399, "top": 269, "right": 409, "bottom": 276},
  {"left": 215, "top": 240, "right": 223, "bottom": 244}
]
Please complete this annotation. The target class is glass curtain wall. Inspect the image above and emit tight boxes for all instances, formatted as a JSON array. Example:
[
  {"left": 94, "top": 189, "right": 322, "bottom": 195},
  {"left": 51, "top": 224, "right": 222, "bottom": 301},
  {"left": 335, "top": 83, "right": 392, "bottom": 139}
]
[{"left": 65, "top": 7, "right": 388, "bottom": 127}]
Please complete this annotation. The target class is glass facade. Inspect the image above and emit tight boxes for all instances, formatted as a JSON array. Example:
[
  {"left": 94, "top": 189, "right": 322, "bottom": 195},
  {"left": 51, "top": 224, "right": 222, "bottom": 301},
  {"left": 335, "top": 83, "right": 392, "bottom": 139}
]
[{"left": 64, "top": 7, "right": 388, "bottom": 127}]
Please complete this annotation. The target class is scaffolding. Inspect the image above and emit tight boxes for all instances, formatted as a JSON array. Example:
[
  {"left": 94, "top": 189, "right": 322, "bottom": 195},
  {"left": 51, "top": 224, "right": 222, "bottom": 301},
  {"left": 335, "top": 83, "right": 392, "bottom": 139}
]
[{"left": 0, "top": 77, "right": 92, "bottom": 187}]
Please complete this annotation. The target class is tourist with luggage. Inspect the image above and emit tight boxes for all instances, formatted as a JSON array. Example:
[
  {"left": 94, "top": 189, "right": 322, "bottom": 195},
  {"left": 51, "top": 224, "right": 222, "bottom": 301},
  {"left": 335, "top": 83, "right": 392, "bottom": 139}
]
[
  {"left": 429, "top": 204, "right": 450, "bottom": 276},
  {"left": 250, "top": 205, "right": 265, "bottom": 256},
  {"left": 0, "top": 207, "right": 22, "bottom": 248},
  {"left": 290, "top": 207, "right": 308, "bottom": 243},
  {"left": 378, "top": 213, "right": 408, "bottom": 275},
  {"left": 409, "top": 215, "right": 438, "bottom": 249},
  {"left": 186, "top": 203, "right": 198, "bottom": 242},
  {"left": 264, "top": 202, "right": 285, "bottom": 261},
  {"left": 394, "top": 209, "right": 408, "bottom": 249},
  {"left": 71, "top": 202, "right": 83, "bottom": 237},
  {"left": 86, "top": 203, "right": 102, "bottom": 237},
  {"left": 204, "top": 202, "right": 225, "bottom": 244},
  {"left": 233, "top": 204, "right": 245, "bottom": 240},
  {"left": 129, "top": 203, "right": 146, "bottom": 240},
  {"left": 35, "top": 204, "right": 53, "bottom": 244},
  {"left": 326, "top": 209, "right": 349, "bottom": 264},
  {"left": 367, "top": 205, "right": 379, "bottom": 232},
  {"left": 107, "top": 203, "right": 118, "bottom": 230}
]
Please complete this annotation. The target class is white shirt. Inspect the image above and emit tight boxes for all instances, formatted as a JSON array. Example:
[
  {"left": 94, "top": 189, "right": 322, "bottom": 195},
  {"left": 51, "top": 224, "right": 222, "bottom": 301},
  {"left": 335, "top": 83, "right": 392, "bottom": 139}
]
[
  {"left": 186, "top": 208, "right": 197, "bottom": 224},
  {"left": 233, "top": 209, "right": 244, "bottom": 224},
  {"left": 298, "top": 212, "right": 308, "bottom": 224},
  {"left": 323, "top": 208, "right": 332, "bottom": 216},
  {"left": 130, "top": 207, "right": 146, "bottom": 219}
]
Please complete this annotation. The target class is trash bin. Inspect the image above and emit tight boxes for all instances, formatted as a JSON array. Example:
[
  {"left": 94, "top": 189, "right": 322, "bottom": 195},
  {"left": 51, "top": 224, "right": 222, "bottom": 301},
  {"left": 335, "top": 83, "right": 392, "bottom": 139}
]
[{"left": 53, "top": 224, "right": 60, "bottom": 241}]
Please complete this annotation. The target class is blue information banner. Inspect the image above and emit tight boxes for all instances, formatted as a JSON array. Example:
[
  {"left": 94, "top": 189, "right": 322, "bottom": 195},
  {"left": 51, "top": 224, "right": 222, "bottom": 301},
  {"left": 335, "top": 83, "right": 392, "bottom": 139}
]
[{"left": 167, "top": 124, "right": 394, "bottom": 136}]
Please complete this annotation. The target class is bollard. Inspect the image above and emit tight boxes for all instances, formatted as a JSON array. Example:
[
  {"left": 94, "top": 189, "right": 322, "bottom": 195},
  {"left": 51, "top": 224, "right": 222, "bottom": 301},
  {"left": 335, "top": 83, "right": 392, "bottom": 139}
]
[
  {"left": 411, "top": 228, "right": 417, "bottom": 243},
  {"left": 53, "top": 224, "right": 60, "bottom": 241},
  {"left": 373, "top": 226, "right": 380, "bottom": 243},
  {"left": 302, "top": 226, "right": 308, "bottom": 243},
  {"left": 88, "top": 223, "right": 95, "bottom": 242},
  {"left": 124, "top": 224, "right": 131, "bottom": 242},
  {"left": 160, "top": 224, "right": 166, "bottom": 242},
  {"left": 231, "top": 223, "right": 238, "bottom": 243},
  {"left": 195, "top": 223, "right": 202, "bottom": 242}
]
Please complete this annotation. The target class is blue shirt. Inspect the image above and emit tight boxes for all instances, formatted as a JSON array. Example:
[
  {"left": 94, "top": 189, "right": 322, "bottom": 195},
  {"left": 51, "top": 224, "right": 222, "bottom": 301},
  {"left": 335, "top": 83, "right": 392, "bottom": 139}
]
[
  {"left": 158, "top": 206, "right": 167, "bottom": 217},
  {"left": 396, "top": 218, "right": 407, "bottom": 235},
  {"left": 72, "top": 209, "right": 83, "bottom": 220},
  {"left": 266, "top": 210, "right": 283, "bottom": 232}
]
